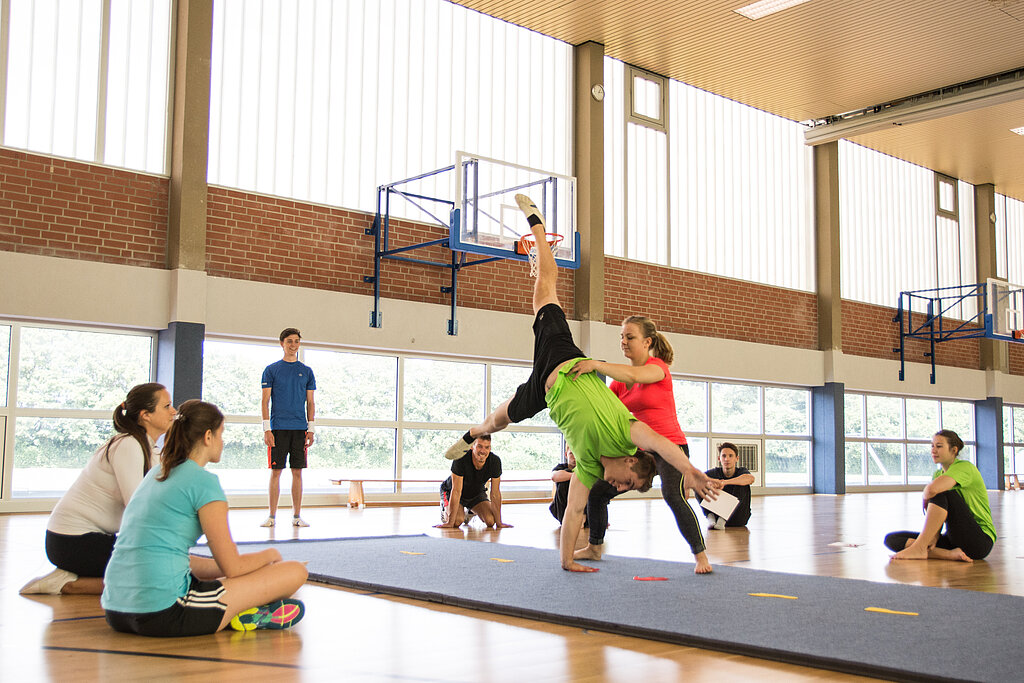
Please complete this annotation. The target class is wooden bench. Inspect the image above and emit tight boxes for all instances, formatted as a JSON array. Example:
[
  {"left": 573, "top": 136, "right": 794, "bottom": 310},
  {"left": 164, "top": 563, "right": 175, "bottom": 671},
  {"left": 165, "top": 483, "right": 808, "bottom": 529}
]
[
  {"left": 330, "top": 478, "right": 553, "bottom": 507},
  {"left": 1006, "top": 474, "right": 1021, "bottom": 491}
]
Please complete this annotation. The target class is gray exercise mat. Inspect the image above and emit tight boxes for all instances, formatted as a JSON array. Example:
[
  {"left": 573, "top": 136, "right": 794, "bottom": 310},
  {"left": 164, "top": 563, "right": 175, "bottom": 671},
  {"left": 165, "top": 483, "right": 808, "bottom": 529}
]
[{"left": 197, "top": 535, "right": 1020, "bottom": 682}]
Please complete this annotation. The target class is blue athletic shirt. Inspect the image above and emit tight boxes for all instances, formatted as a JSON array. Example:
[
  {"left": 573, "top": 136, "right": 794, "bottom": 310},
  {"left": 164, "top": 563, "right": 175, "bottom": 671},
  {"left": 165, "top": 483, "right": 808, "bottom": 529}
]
[
  {"left": 101, "top": 459, "right": 227, "bottom": 614},
  {"left": 261, "top": 359, "right": 316, "bottom": 430}
]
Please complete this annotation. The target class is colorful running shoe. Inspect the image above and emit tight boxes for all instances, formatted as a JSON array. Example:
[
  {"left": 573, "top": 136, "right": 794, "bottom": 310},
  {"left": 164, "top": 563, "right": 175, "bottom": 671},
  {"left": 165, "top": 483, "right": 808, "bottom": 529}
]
[{"left": 230, "top": 599, "right": 305, "bottom": 631}]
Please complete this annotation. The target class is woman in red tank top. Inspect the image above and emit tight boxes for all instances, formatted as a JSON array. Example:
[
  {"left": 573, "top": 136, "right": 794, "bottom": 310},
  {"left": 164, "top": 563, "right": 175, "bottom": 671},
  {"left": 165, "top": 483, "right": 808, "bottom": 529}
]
[{"left": 567, "top": 316, "right": 712, "bottom": 574}]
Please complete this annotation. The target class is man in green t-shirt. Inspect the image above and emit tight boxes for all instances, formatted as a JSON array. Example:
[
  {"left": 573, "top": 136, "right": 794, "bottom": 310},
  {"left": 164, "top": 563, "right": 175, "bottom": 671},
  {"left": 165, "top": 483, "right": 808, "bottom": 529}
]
[{"left": 443, "top": 194, "right": 720, "bottom": 572}]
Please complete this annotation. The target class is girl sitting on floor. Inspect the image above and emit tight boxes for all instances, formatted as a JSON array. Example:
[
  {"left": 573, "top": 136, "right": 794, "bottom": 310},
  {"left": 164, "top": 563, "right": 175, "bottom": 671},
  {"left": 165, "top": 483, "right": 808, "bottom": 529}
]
[
  {"left": 102, "top": 399, "right": 308, "bottom": 636},
  {"left": 885, "top": 429, "right": 996, "bottom": 562}
]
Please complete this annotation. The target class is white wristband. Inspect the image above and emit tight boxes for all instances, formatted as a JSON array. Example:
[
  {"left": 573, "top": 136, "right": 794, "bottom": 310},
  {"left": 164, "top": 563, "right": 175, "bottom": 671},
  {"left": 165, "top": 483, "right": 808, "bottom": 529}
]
[
  {"left": 262, "top": 420, "right": 271, "bottom": 432},
  {"left": 306, "top": 421, "right": 315, "bottom": 433}
]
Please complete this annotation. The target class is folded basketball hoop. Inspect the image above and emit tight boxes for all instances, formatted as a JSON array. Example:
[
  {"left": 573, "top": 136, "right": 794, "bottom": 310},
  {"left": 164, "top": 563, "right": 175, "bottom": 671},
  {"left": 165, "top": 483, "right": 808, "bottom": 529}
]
[{"left": 517, "top": 233, "right": 563, "bottom": 277}]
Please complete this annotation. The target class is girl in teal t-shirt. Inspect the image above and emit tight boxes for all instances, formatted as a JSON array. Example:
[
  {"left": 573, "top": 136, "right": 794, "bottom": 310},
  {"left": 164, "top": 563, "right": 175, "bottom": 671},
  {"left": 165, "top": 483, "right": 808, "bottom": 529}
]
[
  {"left": 885, "top": 429, "right": 996, "bottom": 561},
  {"left": 102, "top": 400, "right": 308, "bottom": 636}
]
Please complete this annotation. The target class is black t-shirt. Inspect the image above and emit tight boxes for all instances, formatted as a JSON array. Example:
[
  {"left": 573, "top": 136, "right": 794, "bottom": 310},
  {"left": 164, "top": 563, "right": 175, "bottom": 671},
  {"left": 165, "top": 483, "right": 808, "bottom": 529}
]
[
  {"left": 441, "top": 452, "right": 503, "bottom": 499},
  {"left": 706, "top": 466, "right": 752, "bottom": 505}
]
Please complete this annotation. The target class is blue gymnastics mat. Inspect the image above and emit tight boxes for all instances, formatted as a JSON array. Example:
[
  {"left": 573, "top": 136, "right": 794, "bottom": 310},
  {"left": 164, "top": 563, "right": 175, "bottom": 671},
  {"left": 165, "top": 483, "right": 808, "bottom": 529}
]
[{"left": 201, "top": 535, "right": 1021, "bottom": 682}]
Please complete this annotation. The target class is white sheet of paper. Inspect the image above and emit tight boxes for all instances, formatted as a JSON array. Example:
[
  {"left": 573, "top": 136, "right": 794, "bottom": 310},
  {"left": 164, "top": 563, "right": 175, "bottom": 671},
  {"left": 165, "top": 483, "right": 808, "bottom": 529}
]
[{"left": 699, "top": 489, "right": 739, "bottom": 520}]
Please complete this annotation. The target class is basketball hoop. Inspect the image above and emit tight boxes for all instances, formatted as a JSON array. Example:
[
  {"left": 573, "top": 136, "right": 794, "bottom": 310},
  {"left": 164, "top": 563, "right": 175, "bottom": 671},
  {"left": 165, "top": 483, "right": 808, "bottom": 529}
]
[{"left": 517, "top": 233, "right": 563, "bottom": 277}]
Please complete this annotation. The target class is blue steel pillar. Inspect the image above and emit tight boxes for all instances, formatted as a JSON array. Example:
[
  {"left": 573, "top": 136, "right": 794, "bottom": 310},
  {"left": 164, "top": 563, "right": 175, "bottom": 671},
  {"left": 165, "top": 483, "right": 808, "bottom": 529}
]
[
  {"left": 812, "top": 382, "right": 845, "bottom": 494},
  {"left": 157, "top": 322, "right": 205, "bottom": 404},
  {"left": 974, "top": 396, "right": 1004, "bottom": 490}
]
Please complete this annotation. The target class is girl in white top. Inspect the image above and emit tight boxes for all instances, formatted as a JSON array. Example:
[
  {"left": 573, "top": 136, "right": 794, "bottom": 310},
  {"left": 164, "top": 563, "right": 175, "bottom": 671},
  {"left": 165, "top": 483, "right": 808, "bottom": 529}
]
[{"left": 20, "top": 382, "right": 177, "bottom": 595}]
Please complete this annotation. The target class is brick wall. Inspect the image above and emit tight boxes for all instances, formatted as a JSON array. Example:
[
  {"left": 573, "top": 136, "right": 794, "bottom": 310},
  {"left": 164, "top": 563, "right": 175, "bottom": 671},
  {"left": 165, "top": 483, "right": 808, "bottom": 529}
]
[
  {"left": 842, "top": 299, "right": 980, "bottom": 370},
  {"left": 205, "top": 186, "right": 573, "bottom": 318},
  {"left": 603, "top": 257, "right": 818, "bottom": 349},
  {"left": 0, "top": 148, "right": 167, "bottom": 268},
  {"left": 1010, "top": 344, "right": 1024, "bottom": 377}
]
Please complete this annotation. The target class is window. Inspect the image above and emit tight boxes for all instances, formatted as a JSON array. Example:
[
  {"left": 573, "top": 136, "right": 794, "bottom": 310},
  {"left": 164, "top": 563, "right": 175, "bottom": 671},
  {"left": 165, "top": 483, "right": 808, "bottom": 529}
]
[
  {"left": 0, "top": 325, "right": 10, "bottom": 407},
  {"left": 844, "top": 393, "right": 976, "bottom": 488},
  {"left": 604, "top": 57, "right": 813, "bottom": 291},
  {"left": 9, "top": 324, "right": 155, "bottom": 497},
  {"left": 208, "top": 0, "right": 572, "bottom": 213},
  {"left": 627, "top": 66, "right": 666, "bottom": 130},
  {"left": 201, "top": 339, "right": 563, "bottom": 496},
  {"left": 2, "top": 0, "right": 173, "bottom": 174},
  {"left": 1003, "top": 405, "right": 1024, "bottom": 477},
  {"left": 675, "top": 378, "right": 811, "bottom": 486}
]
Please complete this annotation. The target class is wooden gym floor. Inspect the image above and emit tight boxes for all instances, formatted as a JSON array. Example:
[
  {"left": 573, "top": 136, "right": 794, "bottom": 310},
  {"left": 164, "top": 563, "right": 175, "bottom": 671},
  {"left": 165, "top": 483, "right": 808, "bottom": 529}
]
[{"left": 2, "top": 490, "right": 1020, "bottom": 682}]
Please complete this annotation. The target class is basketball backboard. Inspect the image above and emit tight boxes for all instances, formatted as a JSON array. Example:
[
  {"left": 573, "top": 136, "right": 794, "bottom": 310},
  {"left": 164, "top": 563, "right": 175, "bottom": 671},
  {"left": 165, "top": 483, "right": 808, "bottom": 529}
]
[
  {"left": 986, "top": 278, "right": 1024, "bottom": 340},
  {"left": 450, "top": 151, "right": 579, "bottom": 269}
]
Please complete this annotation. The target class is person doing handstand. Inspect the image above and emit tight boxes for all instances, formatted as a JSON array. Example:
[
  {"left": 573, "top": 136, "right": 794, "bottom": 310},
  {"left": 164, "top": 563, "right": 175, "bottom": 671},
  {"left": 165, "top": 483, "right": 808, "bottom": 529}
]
[{"left": 443, "top": 194, "right": 720, "bottom": 572}]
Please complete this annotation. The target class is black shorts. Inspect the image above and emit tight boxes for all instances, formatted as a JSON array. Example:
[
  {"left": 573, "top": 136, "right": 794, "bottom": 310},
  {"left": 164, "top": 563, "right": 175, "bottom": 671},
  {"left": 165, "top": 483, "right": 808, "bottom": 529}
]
[
  {"left": 268, "top": 429, "right": 308, "bottom": 469},
  {"left": 105, "top": 575, "right": 227, "bottom": 637},
  {"left": 46, "top": 529, "right": 116, "bottom": 578},
  {"left": 440, "top": 481, "right": 489, "bottom": 510},
  {"left": 506, "top": 303, "right": 585, "bottom": 423}
]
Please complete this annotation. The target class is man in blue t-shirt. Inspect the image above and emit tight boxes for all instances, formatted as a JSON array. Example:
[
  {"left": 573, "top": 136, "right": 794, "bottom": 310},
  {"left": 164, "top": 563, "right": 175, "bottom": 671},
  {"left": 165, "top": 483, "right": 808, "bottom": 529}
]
[{"left": 260, "top": 328, "right": 316, "bottom": 528}]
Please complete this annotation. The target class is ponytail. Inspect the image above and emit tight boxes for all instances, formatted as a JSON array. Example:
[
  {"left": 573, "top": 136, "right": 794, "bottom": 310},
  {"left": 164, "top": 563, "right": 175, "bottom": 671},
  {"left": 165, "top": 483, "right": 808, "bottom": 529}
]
[
  {"left": 622, "top": 315, "right": 674, "bottom": 366},
  {"left": 158, "top": 400, "right": 224, "bottom": 481},
  {"left": 106, "top": 382, "right": 165, "bottom": 477}
]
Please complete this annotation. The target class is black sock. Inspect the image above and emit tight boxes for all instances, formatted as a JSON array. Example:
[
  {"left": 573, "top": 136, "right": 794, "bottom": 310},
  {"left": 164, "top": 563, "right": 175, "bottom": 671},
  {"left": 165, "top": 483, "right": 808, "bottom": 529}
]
[{"left": 462, "top": 431, "right": 474, "bottom": 444}]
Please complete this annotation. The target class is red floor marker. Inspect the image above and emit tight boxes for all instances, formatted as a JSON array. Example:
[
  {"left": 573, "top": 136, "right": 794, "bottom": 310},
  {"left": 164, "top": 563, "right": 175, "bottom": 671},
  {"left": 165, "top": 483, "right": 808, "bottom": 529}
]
[{"left": 633, "top": 576, "right": 668, "bottom": 581}]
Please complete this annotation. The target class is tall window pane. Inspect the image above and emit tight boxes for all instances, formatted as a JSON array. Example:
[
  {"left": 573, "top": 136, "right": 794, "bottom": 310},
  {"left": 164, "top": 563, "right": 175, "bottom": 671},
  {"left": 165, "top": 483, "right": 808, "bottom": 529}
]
[
  {"left": 764, "top": 387, "right": 809, "bottom": 435},
  {"left": 491, "top": 365, "right": 553, "bottom": 427},
  {"left": 710, "top": 383, "right": 759, "bottom": 434},
  {"left": 765, "top": 440, "right": 809, "bottom": 487},
  {"left": 905, "top": 399, "right": 939, "bottom": 440},
  {"left": 1014, "top": 407, "right": 1024, "bottom": 443},
  {"left": 12, "top": 417, "right": 109, "bottom": 496},
  {"left": 402, "top": 428, "right": 465, "bottom": 492},
  {"left": 202, "top": 340, "right": 281, "bottom": 415},
  {"left": 17, "top": 327, "right": 152, "bottom": 409},
  {"left": 941, "top": 401, "right": 974, "bottom": 441},
  {"left": 867, "top": 442, "right": 904, "bottom": 485},
  {"left": 844, "top": 393, "right": 864, "bottom": 436},
  {"left": 490, "top": 432, "right": 563, "bottom": 488},
  {"left": 305, "top": 350, "right": 397, "bottom": 421},
  {"left": 674, "top": 379, "right": 707, "bottom": 433},
  {"left": 686, "top": 436, "right": 709, "bottom": 472},
  {"left": 845, "top": 442, "right": 864, "bottom": 486},
  {"left": 0, "top": 325, "right": 10, "bottom": 406},
  {"left": 866, "top": 395, "right": 903, "bottom": 439},
  {"left": 907, "top": 443, "right": 935, "bottom": 484},
  {"left": 403, "top": 359, "right": 484, "bottom": 423}
]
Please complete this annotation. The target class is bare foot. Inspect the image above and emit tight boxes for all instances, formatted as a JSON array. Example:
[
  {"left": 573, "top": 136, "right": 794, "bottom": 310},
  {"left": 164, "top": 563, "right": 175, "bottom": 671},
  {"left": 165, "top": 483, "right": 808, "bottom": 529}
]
[
  {"left": 563, "top": 561, "right": 599, "bottom": 573},
  {"left": 930, "top": 547, "right": 974, "bottom": 562},
  {"left": 573, "top": 544, "right": 604, "bottom": 561},
  {"left": 694, "top": 552, "right": 713, "bottom": 574},
  {"left": 891, "top": 544, "right": 930, "bottom": 561}
]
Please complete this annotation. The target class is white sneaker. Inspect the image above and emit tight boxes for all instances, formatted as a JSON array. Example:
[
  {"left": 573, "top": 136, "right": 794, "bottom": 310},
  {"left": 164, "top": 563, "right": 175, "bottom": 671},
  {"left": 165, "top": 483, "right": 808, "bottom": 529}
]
[
  {"left": 444, "top": 435, "right": 472, "bottom": 461},
  {"left": 706, "top": 513, "right": 719, "bottom": 530},
  {"left": 260, "top": 516, "right": 276, "bottom": 528},
  {"left": 515, "top": 193, "right": 546, "bottom": 226},
  {"left": 292, "top": 517, "right": 309, "bottom": 527},
  {"left": 20, "top": 568, "right": 77, "bottom": 595},
  {"left": 463, "top": 510, "right": 476, "bottom": 526},
  {"left": 714, "top": 515, "right": 727, "bottom": 531}
]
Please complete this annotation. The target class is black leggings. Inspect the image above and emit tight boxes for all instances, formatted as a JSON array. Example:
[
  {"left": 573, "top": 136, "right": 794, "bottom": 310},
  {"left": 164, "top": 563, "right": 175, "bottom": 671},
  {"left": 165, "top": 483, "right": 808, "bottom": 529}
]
[
  {"left": 587, "top": 446, "right": 706, "bottom": 555},
  {"left": 46, "top": 529, "right": 116, "bottom": 577},
  {"left": 884, "top": 489, "right": 994, "bottom": 560}
]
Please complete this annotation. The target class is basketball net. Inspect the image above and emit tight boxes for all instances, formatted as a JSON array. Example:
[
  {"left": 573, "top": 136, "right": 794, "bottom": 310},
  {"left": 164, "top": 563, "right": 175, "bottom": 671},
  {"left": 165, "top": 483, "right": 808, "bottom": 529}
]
[{"left": 518, "top": 233, "right": 563, "bottom": 277}]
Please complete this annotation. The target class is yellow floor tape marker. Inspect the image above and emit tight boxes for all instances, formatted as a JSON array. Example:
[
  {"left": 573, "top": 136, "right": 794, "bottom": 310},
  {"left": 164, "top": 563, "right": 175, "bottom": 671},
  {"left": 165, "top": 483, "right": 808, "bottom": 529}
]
[
  {"left": 490, "top": 558, "right": 514, "bottom": 563},
  {"left": 865, "top": 607, "right": 918, "bottom": 616},
  {"left": 748, "top": 593, "right": 798, "bottom": 600},
  {"left": 399, "top": 551, "right": 425, "bottom": 555}
]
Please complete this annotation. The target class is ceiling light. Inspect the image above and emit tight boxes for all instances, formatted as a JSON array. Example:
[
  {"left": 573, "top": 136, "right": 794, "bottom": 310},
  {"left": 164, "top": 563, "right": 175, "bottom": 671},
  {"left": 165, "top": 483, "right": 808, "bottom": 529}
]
[
  {"left": 1012, "top": 126, "right": 1024, "bottom": 136},
  {"left": 734, "top": 0, "right": 813, "bottom": 20}
]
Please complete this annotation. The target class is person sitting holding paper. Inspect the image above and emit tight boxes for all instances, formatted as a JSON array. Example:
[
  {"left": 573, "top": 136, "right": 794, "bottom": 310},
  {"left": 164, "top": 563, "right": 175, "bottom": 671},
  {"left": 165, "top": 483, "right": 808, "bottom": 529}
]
[{"left": 696, "top": 442, "right": 753, "bottom": 529}]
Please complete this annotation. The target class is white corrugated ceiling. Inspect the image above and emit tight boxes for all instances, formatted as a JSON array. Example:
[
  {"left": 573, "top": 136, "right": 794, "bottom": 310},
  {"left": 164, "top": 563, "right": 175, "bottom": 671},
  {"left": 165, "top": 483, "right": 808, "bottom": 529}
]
[{"left": 453, "top": 0, "right": 1024, "bottom": 201}]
